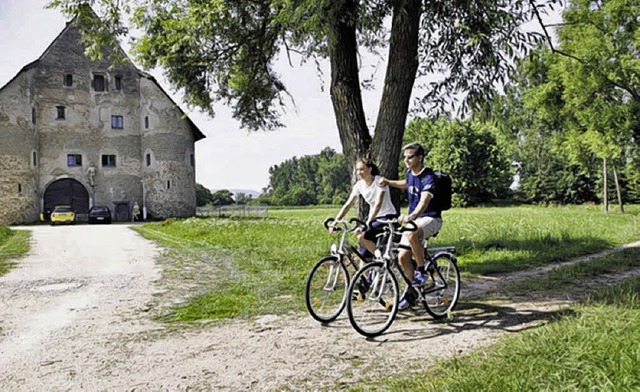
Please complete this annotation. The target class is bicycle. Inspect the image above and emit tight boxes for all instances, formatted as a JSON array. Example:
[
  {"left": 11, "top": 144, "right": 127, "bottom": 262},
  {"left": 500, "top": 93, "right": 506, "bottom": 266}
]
[
  {"left": 346, "top": 216, "right": 460, "bottom": 337},
  {"left": 305, "top": 217, "right": 369, "bottom": 323}
]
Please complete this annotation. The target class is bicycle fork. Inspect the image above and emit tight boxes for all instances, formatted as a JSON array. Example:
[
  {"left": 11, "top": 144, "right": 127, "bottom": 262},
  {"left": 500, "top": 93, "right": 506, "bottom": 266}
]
[
  {"left": 323, "top": 260, "right": 342, "bottom": 291},
  {"left": 358, "top": 268, "right": 393, "bottom": 312}
]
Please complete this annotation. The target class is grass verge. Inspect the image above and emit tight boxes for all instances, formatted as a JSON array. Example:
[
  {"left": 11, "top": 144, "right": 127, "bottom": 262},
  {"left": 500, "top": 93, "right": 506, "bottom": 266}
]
[
  {"left": 0, "top": 227, "right": 30, "bottom": 276},
  {"left": 365, "top": 275, "right": 640, "bottom": 391}
]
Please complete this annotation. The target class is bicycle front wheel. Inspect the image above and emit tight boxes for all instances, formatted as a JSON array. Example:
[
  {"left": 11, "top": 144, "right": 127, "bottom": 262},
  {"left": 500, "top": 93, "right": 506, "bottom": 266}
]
[
  {"left": 346, "top": 262, "right": 399, "bottom": 337},
  {"left": 422, "top": 253, "right": 460, "bottom": 319},
  {"left": 305, "top": 256, "right": 350, "bottom": 323}
]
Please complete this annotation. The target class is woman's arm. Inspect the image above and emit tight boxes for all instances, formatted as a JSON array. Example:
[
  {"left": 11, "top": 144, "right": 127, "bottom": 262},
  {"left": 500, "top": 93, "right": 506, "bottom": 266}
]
[
  {"left": 368, "top": 189, "right": 386, "bottom": 223},
  {"left": 334, "top": 193, "right": 357, "bottom": 221}
]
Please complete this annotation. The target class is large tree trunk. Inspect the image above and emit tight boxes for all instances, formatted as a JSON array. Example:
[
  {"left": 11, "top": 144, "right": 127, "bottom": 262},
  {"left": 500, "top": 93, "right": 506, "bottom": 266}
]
[
  {"left": 328, "top": 0, "right": 422, "bottom": 218},
  {"left": 328, "top": 0, "right": 371, "bottom": 178},
  {"left": 371, "top": 0, "right": 422, "bottom": 181},
  {"left": 371, "top": 0, "right": 422, "bottom": 211}
]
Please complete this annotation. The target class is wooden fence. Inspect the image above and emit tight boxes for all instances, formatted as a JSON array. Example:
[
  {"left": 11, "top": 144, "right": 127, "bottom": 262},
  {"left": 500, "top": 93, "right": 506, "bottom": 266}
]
[{"left": 196, "top": 205, "right": 269, "bottom": 218}]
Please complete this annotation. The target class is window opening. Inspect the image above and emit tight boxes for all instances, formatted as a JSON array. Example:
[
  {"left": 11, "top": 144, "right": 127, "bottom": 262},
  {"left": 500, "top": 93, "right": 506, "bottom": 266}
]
[
  {"left": 93, "top": 74, "right": 105, "bottom": 92},
  {"left": 67, "top": 154, "right": 82, "bottom": 167},
  {"left": 64, "top": 74, "right": 73, "bottom": 87},
  {"left": 111, "top": 115, "right": 124, "bottom": 129},
  {"left": 102, "top": 154, "right": 116, "bottom": 167},
  {"left": 56, "top": 106, "right": 66, "bottom": 120},
  {"left": 115, "top": 76, "right": 122, "bottom": 91},
  {"left": 146, "top": 153, "right": 151, "bottom": 166}
]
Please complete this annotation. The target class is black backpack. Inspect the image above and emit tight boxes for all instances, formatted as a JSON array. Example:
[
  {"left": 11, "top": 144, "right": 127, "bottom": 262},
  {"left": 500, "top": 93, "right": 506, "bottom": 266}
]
[{"left": 430, "top": 169, "right": 453, "bottom": 211}]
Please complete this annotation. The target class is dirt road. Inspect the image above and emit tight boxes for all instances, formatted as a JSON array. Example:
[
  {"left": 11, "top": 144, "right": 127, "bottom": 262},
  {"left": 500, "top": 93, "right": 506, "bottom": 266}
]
[{"left": 1, "top": 225, "right": 636, "bottom": 391}]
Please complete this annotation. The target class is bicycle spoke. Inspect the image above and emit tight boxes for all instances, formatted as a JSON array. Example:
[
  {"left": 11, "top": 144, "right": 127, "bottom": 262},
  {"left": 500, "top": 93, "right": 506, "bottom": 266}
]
[
  {"left": 306, "top": 257, "right": 349, "bottom": 323},
  {"left": 422, "top": 254, "right": 460, "bottom": 318},
  {"left": 347, "top": 263, "right": 399, "bottom": 337}
]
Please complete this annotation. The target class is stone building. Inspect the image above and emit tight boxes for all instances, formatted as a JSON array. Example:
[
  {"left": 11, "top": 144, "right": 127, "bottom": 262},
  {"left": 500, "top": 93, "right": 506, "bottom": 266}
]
[{"left": 0, "top": 17, "right": 205, "bottom": 225}]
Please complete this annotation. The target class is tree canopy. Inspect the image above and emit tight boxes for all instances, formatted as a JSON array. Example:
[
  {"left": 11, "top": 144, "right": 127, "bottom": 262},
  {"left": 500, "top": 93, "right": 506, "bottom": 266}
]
[{"left": 49, "top": 0, "right": 556, "bottom": 204}]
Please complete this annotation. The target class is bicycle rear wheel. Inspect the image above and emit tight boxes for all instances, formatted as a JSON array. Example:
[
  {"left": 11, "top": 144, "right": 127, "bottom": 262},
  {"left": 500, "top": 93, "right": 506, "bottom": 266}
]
[
  {"left": 346, "top": 262, "right": 399, "bottom": 337},
  {"left": 305, "top": 256, "right": 350, "bottom": 323},
  {"left": 421, "top": 253, "right": 460, "bottom": 319}
]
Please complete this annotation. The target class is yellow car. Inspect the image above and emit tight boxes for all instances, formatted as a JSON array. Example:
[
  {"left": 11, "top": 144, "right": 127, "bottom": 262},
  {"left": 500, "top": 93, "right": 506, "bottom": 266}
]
[{"left": 50, "top": 205, "right": 76, "bottom": 225}]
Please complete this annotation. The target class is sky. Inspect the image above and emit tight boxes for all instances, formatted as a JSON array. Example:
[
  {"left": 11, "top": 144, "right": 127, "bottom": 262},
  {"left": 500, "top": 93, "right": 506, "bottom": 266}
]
[{"left": 0, "top": 0, "right": 383, "bottom": 193}]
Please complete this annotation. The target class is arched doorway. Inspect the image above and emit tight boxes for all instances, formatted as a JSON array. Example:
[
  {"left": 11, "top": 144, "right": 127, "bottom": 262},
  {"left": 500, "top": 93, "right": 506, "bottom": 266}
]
[{"left": 44, "top": 178, "right": 90, "bottom": 220}]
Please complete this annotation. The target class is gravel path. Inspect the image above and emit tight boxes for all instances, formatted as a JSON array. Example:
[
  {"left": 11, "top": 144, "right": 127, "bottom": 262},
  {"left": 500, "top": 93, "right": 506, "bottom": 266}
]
[{"left": 0, "top": 225, "right": 637, "bottom": 391}]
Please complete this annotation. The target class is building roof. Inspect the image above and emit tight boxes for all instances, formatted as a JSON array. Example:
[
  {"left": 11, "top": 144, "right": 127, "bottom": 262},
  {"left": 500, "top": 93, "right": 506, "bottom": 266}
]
[{"left": 0, "top": 14, "right": 206, "bottom": 142}]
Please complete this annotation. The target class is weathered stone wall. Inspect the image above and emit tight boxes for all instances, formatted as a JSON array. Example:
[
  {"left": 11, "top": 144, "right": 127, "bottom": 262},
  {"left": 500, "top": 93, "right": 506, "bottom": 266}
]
[
  {"left": 0, "top": 21, "right": 200, "bottom": 225},
  {"left": 0, "top": 69, "right": 39, "bottom": 224},
  {"left": 36, "top": 24, "right": 144, "bottom": 212},
  {"left": 140, "top": 78, "right": 196, "bottom": 219}
]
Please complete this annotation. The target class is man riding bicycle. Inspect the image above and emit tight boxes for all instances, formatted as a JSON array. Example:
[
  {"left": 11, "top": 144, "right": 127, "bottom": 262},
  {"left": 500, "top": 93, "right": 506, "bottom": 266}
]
[{"left": 379, "top": 142, "right": 443, "bottom": 310}]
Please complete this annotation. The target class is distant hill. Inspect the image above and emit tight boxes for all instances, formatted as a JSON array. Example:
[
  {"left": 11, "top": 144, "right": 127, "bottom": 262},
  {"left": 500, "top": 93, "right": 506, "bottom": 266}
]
[{"left": 231, "top": 189, "right": 261, "bottom": 198}]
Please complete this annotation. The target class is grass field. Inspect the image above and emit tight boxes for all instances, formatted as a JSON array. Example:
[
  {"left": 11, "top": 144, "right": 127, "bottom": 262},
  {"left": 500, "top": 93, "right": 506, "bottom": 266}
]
[
  {"left": 2, "top": 205, "right": 639, "bottom": 390},
  {"left": 0, "top": 227, "right": 30, "bottom": 276},
  {"left": 364, "top": 272, "right": 640, "bottom": 391},
  {"left": 133, "top": 204, "right": 640, "bottom": 323}
]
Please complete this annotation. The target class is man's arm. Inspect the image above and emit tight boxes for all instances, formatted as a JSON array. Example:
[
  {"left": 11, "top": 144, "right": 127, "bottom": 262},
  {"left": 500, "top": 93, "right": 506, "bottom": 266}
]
[
  {"left": 407, "top": 191, "right": 433, "bottom": 221},
  {"left": 378, "top": 177, "right": 407, "bottom": 190}
]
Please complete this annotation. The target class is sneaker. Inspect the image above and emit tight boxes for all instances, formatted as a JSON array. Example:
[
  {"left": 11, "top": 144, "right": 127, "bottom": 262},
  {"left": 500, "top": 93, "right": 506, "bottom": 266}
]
[
  {"left": 398, "top": 288, "right": 417, "bottom": 310},
  {"left": 412, "top": 271, "right": 426, "bottom": 286},
  {"left": 357, "top": 276, "right": 371, "bottom": 295},
  {"left": 398, "top": 297, "right": 412, "bottom": 310}
]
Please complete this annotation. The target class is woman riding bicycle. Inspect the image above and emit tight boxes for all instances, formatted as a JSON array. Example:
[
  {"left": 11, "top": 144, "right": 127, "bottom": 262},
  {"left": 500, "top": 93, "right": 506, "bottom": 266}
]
[{"left": 331, "top": 158, "right": 397, "bottom": 261}]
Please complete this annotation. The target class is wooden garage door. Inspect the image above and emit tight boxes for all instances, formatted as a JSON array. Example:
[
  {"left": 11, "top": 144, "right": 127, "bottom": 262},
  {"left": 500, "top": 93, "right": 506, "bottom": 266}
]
[{"left": 44, "top": 179, "right": 89, "bottom": 214}]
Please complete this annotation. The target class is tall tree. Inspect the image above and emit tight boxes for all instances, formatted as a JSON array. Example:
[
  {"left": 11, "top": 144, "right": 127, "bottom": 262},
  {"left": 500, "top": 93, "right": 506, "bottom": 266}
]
[
  {"left": 529, "top": 0, "right": 640, "bottom": 211},
  {"left": 49, "top": 0, "right": 554, "bottom": 204}
]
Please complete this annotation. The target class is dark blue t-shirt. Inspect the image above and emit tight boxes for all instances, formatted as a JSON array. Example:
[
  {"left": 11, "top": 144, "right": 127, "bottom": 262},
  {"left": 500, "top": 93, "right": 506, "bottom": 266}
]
[{"left": 407, "top": 168, "right": 440, "bottom": 218}]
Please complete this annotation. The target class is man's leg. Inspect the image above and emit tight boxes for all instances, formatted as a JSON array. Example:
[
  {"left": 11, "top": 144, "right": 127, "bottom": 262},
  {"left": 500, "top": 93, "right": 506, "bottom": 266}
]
[{"left": 398, "top": 241, "right": 418, "bottom": 310}]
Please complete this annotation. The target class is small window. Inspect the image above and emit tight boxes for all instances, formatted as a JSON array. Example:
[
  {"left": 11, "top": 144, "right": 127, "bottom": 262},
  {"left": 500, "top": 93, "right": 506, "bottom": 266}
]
[
  {"left": 67, "top": 154, "right": 82, "bottom": 167},
  {"left": 167, "top": 180, "right": 171, "bottom": 190},
  {"left": 32, "top": 151, "right": 37, "bottom": 166},
  {"left": 144, "top": 116, "right": 149, "bottom": 129},
  {"left": 32, "top": 107, "right": 36, "bottom": 125},
  {"left": 18, "top": 183, "right": 22, "bottom": 193},
  {"left": 56, "top": 106, "right": 65, "bottom": 120},
  {"left": 111, "top": 115, "right": 124, "bottom": 129},
  {"left": 93, "top": 74, "right": 106, "bottom": 92},
  {"left": 64, "top": 74, "right": 73, "bottom": 87},
  {"left": 115, "top": 76, "right": 122, "bottom": 91},
  {"left": 190, "top": 154, "right": 194, "bottom": 167},
  {"left": 101, "top": 154, "right": 116, "bottom": 167},
  {"left": 146, "top": 153, "right": 151, "bottom": 166}
]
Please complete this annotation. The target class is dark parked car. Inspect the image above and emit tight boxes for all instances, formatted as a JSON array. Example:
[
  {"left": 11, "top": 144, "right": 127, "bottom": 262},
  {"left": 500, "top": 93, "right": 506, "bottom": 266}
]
[{"left": 88, "top": 206, "right": 112, "bottom": 224}]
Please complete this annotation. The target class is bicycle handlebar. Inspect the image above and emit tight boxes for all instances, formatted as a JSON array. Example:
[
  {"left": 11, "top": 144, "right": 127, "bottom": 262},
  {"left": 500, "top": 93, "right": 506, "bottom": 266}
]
[
  {"left": 372, "top": 215, "right": 418, "bottom": 233},
  {"left": 324, "top": 217, "right": 368, "bottom": 233}
]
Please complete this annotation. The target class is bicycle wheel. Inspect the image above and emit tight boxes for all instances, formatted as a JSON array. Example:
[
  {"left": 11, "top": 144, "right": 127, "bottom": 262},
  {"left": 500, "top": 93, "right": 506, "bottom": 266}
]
[
  {"left": 346, "top": 262, "right": 399, "bottom": 337},
  {"left": 305, "top": 256, "right": 350, "bottom": 323},
  {"left": 421, "top": 253, "right": 460, "bottom": 319}
]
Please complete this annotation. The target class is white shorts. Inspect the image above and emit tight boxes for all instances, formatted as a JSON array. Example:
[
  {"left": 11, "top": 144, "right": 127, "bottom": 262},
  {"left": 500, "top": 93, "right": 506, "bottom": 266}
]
[{"left": 399, "top": 216, "right": 443, "bottom": 246}]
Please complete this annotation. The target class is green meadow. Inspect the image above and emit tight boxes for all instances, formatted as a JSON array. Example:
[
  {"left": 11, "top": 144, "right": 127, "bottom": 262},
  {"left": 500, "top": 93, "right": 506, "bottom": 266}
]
[{"left": 132, "top": 204, "right": 640, "bottom": 322}]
